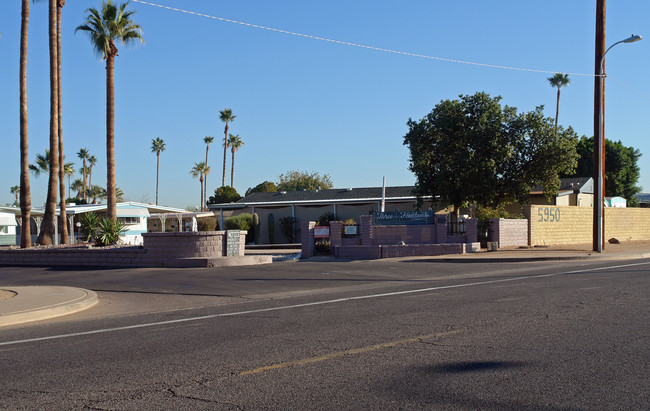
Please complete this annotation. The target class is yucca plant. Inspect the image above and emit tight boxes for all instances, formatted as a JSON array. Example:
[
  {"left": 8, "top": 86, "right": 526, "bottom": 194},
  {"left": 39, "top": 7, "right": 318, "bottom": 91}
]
[
  {"left": 95, "top": 217, "right": 126, "bottom": 246},
  {"left": 79, "top": 212, "right": 100, "bottom": 242}
]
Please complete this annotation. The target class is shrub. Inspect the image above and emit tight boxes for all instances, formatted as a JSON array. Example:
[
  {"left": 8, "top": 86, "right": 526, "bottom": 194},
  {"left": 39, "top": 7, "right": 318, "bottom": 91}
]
[
  {"left": 474, "top": 206, "right": 524, "bottom": 232},
  {"left": 279, "top": 216, "right": 296, "bottom": 243},
  {"left": 95, "top": 218, "right": 126, "bottom": 246},
  {"left": 197, "top": 217, "right": 217, "bottom": 231},
  {"left": 314, "top": 239, "right": 331, "bottom": 255},
  {"left": 225, "top": 213, "right": 253, "bottom": 231},
  {"left": 79, "top": 212, "right": 100, "bottom": 242},
  {"left": 316, "top": 212, "right": 336, "bottom": 226}
]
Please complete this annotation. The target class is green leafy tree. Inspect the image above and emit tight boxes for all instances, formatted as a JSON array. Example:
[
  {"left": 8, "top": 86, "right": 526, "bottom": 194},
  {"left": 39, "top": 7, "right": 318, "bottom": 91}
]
[
  {"left": 245, "top": 181, "right": 278, "bottom": 196},
  {"left": 151, "top": 137, "right": 165, "bottom": 205},
  {"left": 404, "top": 92, "right": 578, "bottom": 217},
  {"left": 277, "top": 170, "right": 333, "bottom": 192},
  {"left": 569, "top": 136, "right": 642, "bottom": 206},
  {"left": 547, "top": 73, "right": 570, "bottom": 128},
  {"left": 208, "top": 186, "right": 242, "bottom": 204},
  {"left": 225, "top": 134, "right": 244, "bottom": 188},
  {"left": 76, "top": 0, "right": 144, "bottom": 220},
  {"left": 219, "top": 108, "right": 236, "bottom": 187}
]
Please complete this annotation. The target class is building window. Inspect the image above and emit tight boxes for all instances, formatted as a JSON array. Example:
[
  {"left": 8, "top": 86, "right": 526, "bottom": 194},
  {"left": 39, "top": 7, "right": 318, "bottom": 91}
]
[{"left": 118, "top": 217, "right": 140, "bottom": 225}]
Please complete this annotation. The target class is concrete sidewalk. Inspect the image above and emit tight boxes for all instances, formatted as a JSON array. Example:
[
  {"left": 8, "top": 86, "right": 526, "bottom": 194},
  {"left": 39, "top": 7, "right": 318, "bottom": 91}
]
[{"left": 0, "top": 286, "right": 98, "bottom": 328}]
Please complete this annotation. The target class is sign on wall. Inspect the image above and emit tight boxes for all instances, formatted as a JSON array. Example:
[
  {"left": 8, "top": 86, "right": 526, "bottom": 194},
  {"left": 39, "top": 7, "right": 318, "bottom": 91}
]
[
  {"left": 373, "top": 210, "right": 435, "bottom": 226},
  {"left": 314, "top": 226, "right": 330, "bottom": 238},
  {"left": 226, "top": 230, "right": 241, "bottom": 256}
]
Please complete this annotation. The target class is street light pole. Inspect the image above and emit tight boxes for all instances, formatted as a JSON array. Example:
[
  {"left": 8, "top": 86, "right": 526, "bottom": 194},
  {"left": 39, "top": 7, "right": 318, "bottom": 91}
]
[{"left": 594, "top": 34, "right": 642, "bottom": 253}]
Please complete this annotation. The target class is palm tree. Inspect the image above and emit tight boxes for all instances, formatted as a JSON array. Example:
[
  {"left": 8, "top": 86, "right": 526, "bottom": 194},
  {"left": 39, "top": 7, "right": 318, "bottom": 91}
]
[
  {"left": 219, "top": 109, "right": 236, "bottom": 187},
  {"left": 10, "top": 185, "right": 20, "bottom": 206},
  {"left": 54, "top": 0, "right": 68, "bottom": 244},
  {"left": 190, "top": 161, "right": 210, "bottom": 210},
  {"left": 19, "top": 0, "right": 32, "bottom": 248},
  {"left": 36, "top": 0, "right": 61, "bottom": 245},
  {"left": 203, "top": 135, "right": 214, "bottom": 200},
  {"left": 77, "top": 147, "right": 89, "bottom": 201},
  {"left": 88, "top": 155, "right": 97, "bottom": 188},
  {"left": 225, "top": 134, "right": 244, "bottom": 188},
  {"left": 76, "top": 0, "right": 144, "bottom": 220},
  {"left": 547, "top": 73, "right": 570, "bottom": 128},
  {"left": 88, "top": 185, "right": 104, "bottom": 204},
  {"left": 151, "top": 137, "right": 165, "bottom": 205},
  {"left": 71, "top": 178, "right": 84, "bottom": 199},
  {"left": 64, "top": 162, "right": 75, "bottom": 199},
  {"left": 29, "top": 150, "right": 50, "bottom": 177}
]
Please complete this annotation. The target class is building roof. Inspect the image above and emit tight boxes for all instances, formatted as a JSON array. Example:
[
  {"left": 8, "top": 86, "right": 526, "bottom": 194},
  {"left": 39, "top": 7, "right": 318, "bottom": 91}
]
[
  {"left": 0, "top": 202, "right": 186, "bottom": 218},
  {"left": 530, "top": 177, "right": 594, "bottom": 196},
  {"left": 209, "top": 186, "right": 420, "bottom": 209}
]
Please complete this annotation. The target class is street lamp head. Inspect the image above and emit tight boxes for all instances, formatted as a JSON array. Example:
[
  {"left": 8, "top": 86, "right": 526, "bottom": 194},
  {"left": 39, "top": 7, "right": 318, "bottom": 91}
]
[{"left": 623, "top": 34, "right": 642, "bottom": 43}]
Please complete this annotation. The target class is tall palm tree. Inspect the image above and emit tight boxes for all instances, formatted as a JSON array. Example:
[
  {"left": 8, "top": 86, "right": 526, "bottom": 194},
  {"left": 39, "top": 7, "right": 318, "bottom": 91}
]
[
  {"left": 37, "top": 0, "right": 61, "bottom": 245},
  {"left": 76, "top": 0, "right": 144, "bottom": 220},
  {"left": 64, "top": 162, "right": 75, "bottom": 199},
  {"left": 225, "top": 134, "right": 244, "bottom": 188},
  {"left": 190, "top": 161, "right": 210, "bottom": 210},
  {"left": 77, "top": 147, "right": 89, "bottom": 201},
  {"left": 219, "top": 109, "right": 236, "bottom": 187},
  {"left": 547, "top": 73, "right": 570, "bottom": 128},
  {"left": 88, "top": 155, "right": 97, "bottom": 188},
  {"left": 19, "top": 0, "right": 32, "bottom": 247},
  {"left": 56, "top": 0, "right": 68, "bottom": 244},
  {"left": 150, "top": 137, "right": 165, "bottom": 205},
  {"left": 203, "top": 135, "right": 214, "bottom": 199},
  {"left": 10, "top": 185, "right": 20, "bottom": 206},
  {"left": 29, "top": 150, "right": 50, "bottom": 177}
]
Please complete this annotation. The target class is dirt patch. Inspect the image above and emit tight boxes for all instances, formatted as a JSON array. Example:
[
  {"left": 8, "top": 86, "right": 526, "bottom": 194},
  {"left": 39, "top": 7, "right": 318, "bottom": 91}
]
[{"left": 0, "top": 290, "right": 17, "bottom": 301}]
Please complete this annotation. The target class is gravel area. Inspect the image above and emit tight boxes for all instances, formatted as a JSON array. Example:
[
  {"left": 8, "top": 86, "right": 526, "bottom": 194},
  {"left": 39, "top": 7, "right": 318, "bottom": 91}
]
[{"left": 0, "top": 290, "right": 17, "bottom": 301}]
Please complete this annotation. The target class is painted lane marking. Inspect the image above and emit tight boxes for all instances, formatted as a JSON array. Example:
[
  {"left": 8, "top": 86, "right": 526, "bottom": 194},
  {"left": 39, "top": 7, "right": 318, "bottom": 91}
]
[
  {"left": 1, "top": 261, "right": 648, "bottom": 348},
  {"left": 239, "top": 329, "right": 464, "bottom": 376}
]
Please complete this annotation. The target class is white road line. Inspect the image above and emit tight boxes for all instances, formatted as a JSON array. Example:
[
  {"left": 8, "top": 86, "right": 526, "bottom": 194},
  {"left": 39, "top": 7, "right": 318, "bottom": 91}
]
[{"left": 1, "top": 261, "right": 648, "bottom": 347}]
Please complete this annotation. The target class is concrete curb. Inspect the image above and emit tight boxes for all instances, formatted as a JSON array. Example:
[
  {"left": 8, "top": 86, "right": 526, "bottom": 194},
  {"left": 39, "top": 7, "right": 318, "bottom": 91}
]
[{"left": 0, "top": 286, "right": 98, "bottom": 327}]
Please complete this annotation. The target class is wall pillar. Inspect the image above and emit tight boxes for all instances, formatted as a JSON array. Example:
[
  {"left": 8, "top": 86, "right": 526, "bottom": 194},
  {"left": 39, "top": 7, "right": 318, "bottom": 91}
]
[
  {"left": 330, "top": 221, "right": 342, "bottom": 249},
  {"left": 436, "top": 214, "right": 447, "bottom": 243},
  {"left": 301, "top": 221, "right": 316, "bottom": 258},
  {"left": 360, "top": 215, "right": 373, "bottom": 246},
  {"left": 465, "top": 218, "right": 477, "bottom": 243}
]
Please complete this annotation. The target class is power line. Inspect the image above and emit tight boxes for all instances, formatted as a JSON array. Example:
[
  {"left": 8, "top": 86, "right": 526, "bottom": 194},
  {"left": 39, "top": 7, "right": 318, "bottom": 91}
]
[
  {"left": 132, "top": 0, "right": 598, "bottom": 77},
  {"left": 606, "top": 75, "right": 650, "bottom": 101}
]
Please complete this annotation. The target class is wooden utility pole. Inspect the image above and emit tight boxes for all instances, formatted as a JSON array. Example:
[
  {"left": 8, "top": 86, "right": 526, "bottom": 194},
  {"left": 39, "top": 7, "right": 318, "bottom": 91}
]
[{"left": 593, "top": 0, "right": 606, "bottom": 252}]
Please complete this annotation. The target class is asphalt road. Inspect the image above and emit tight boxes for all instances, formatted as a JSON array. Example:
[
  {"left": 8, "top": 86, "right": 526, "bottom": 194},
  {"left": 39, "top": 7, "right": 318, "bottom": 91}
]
[{"left": 0, "top": 258, "right": 648, "bottom": 410}]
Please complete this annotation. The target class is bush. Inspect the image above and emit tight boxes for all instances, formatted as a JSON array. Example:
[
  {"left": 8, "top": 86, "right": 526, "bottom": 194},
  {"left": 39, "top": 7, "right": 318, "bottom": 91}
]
[
  {"left": 197, "top": 217, "right": 217, "bottom": 231},
  {"left": 279, "top": 216, "right": 297, "bottom": 243},
  {"left": 79, "top": 212, "right": 100, "bottom": 242},
  {"left": 225, "top": 213, "right": 253, "bottom": 231},
  {"left": 316, "top": 212, "right": 336, "bottom": 226},
  {"left": 208, "top": 186, "right": 242, "bottom": 204},
  {"left": 474, "top": 206, "right": 524, "bottom": 232},
  {"left": 95, "top": 218, "right": 126, "bottom": 246},
  {"left": 314, "top": 239, "right": 331, "bottom": 255}
]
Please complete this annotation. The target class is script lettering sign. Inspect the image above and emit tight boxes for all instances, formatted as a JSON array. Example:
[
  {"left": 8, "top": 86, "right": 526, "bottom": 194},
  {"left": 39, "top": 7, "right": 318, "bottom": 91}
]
[{"left": 373, "top": 210, "right": 435, "bottom": 226}]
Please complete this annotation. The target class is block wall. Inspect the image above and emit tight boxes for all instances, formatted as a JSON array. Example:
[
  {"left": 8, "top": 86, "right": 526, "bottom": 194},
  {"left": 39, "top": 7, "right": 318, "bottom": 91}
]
[
  {"left": 526, "top": 205, "right": 650, "bottom": 245},
  {"left": 490, "top": 218, "right": 528, "bottom": 248}
]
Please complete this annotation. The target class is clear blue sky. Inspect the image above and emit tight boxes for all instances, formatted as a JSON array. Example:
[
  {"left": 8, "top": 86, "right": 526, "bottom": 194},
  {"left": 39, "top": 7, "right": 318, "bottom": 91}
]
[{"left": 1, "top": 0, "right": 649, "bottom": 209}]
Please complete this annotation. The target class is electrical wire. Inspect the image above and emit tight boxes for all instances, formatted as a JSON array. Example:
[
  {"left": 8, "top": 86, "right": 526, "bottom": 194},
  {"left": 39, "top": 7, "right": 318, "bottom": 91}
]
[
  {"left": 132, "top": 0, "right": 598, "bottom": 77},
  {"left": 606, "top": 75, "right": 650, "bottom": 101}
]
